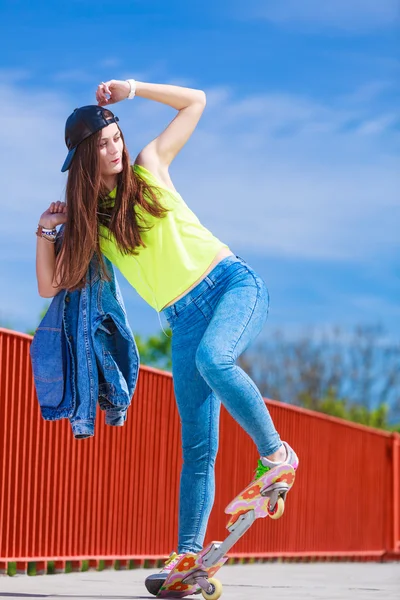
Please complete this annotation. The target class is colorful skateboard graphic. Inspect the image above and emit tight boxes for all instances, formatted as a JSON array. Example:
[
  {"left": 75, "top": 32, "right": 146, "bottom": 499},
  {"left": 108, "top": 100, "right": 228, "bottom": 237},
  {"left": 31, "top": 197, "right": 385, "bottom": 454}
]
[
  {"left": 157, "top": 543, "right": 228, "bottom": 599},
  {"left": 225, "top": 463, "right": 296, "bottom": 527}
]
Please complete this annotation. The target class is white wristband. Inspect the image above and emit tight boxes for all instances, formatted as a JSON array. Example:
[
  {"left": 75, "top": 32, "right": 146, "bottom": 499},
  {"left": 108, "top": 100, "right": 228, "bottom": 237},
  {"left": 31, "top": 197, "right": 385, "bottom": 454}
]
[{"left": 126, "top": 79, "right": 136, "bottom": 100}]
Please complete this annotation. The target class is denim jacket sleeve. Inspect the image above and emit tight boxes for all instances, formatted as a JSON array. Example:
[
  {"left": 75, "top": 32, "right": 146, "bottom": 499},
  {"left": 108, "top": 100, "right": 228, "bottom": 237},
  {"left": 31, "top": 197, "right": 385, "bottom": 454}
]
[
  {"left": 91, "top": 258, "right": 140, "bottom": 425},
  {"left": 29, "top": 289, "right": 76, "bottom": 420}
]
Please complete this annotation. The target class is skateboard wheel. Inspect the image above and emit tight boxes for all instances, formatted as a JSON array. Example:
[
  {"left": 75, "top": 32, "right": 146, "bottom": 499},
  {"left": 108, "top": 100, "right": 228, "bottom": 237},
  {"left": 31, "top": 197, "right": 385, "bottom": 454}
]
[
  {"left": 268, "top": 496, "right": 285, "bottom": 519},
  {"left": 201, "top": 577, "right": 222, "bottom": 600}
]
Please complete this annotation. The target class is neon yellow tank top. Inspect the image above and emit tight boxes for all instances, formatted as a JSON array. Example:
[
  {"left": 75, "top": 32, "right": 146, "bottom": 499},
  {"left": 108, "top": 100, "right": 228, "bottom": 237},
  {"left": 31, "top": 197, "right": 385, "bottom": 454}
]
[{"left": 99, "top": 164, "right": 229, "bottom": 311}]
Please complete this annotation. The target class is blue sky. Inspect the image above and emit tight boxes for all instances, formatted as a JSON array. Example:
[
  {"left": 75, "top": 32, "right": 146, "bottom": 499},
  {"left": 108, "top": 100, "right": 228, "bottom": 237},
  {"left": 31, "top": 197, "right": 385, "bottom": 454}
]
[{"left": 0, "top": 0, "right": 399, "bottom": 339}]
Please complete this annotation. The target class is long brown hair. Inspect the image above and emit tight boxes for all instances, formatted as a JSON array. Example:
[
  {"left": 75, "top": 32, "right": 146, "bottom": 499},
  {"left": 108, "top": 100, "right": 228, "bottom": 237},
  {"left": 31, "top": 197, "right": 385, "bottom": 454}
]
[{"left": 55, "top": 117, "right": 168, "bottom": 291}]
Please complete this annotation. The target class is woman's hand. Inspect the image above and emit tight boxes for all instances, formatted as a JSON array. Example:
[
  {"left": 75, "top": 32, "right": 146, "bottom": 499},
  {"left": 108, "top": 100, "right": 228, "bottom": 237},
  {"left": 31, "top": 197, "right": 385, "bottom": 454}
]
[
  {"left": 39, "top": 202, "right": 67, "bottom": 229},
  {"left": 96, "top": 79, "right": 131, "bottom": 106}
]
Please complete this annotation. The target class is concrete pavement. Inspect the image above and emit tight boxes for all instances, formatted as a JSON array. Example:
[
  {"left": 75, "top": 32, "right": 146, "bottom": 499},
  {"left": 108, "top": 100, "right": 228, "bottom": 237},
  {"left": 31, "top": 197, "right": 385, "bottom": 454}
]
[{"left": 0, "top": 562, "right": 399, "bottom": 600}]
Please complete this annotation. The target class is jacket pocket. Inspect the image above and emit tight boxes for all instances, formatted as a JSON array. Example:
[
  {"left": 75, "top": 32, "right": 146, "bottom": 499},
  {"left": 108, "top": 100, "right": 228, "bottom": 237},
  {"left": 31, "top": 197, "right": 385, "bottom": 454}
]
[{"left": 30, "top": 326, "right": 66, "bottom": 408}]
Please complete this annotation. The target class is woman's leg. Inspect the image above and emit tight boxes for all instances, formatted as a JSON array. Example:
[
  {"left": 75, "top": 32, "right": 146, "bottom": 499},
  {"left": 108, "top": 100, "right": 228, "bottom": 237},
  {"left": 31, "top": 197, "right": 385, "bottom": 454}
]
[
  {"left": 170, "top": 308, "right": 222, "bottom": 554},
  {"left": 171, "top": 263, "right": 282, "bottom": 550},
  {"left": 195, "top": 267, "right": 281, "bottom": 457}
]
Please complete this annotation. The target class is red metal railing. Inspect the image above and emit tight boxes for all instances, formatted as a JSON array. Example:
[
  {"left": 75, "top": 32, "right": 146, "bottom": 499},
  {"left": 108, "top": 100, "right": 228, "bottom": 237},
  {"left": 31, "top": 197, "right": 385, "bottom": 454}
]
[
  {"left": 1, "top": 328, "right": 399, "bottom": 572},
  {"left": 393, "top": 432, "right": 400, "bottom": 555}
]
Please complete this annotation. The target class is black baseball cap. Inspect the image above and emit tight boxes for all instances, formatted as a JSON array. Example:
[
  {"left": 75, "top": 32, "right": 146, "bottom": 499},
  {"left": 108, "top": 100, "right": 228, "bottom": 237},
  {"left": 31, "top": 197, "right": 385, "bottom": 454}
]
[{"left": 61, "top": 105, "right": 119, "bottom": 172}]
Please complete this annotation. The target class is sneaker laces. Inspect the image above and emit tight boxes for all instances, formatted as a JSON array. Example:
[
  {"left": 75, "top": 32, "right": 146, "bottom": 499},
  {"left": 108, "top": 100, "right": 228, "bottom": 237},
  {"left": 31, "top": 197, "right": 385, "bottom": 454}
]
[
  {"left": 164, "top": 552, "right": 184, "bottom": 571},
  {"left": 254, "top": 458, "right": 271, "bottom": 480}
]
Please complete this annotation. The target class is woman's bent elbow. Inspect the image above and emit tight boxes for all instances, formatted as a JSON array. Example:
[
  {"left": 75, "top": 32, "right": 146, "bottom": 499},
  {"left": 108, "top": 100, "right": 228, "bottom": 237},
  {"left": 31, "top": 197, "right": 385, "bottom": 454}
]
[
  {"left": 197, "top": 90, "right": 206, "bottom": 106},
  {"left": 38, "top": 289, "right": 55, "bottom": 298},
  {"left": 38, "top": 284, "right": 59, "bottom": 298}
]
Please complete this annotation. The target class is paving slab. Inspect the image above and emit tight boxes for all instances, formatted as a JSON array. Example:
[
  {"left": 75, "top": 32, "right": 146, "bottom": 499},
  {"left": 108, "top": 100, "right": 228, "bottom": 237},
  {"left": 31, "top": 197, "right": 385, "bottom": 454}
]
[{"left": 0, "top": 563, "right": 399, "bottom": 600}]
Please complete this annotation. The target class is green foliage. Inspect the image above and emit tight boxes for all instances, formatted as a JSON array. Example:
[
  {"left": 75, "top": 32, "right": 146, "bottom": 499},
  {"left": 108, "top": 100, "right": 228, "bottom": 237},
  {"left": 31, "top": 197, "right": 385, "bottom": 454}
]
[
  {"left": 46, "top": 561, "right": 55, "bottom": 574},
  {"left": 300, "top": 386, "right": 399, "bottom": 431},
  {"left": 81, "top": 560, "right": 89, "bottom": 571},
  {"left": 134, "top": 329, "right": 172, "bottom": 371}
]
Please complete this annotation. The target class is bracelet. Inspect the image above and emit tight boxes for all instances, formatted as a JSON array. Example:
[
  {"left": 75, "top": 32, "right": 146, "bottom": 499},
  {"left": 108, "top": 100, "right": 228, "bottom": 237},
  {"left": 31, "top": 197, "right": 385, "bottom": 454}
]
[
  {"left": 126, "top": 79, "right": 136, "bottom": 100},
  {"left": 36, "top": 224, "right": 57, "bottom": 243}
]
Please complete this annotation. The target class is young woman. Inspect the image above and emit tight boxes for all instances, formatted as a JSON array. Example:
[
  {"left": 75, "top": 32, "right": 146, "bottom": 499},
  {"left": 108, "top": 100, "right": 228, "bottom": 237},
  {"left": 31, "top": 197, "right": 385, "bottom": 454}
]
[{"left": 35, "top": 79, "right": 298, "bottom": 594}]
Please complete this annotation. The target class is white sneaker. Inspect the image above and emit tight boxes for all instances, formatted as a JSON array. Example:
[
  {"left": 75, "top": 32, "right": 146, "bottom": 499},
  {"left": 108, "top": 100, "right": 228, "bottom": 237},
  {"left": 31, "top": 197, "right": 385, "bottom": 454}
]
[{"left": 144, "top": 551, "right": 186, "bottom": 596}]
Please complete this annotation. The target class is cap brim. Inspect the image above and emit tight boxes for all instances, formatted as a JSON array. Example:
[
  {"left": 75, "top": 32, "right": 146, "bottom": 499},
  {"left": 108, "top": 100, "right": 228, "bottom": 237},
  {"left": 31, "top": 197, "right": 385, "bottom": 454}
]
[{"left": 61, "top": 147, "right": 77, "bottom": 173}]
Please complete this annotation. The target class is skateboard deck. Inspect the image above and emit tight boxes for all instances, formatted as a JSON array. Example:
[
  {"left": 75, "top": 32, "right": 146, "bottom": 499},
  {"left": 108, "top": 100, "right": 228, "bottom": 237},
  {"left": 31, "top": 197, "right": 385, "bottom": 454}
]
[
  {"left": 157, "top": 543, "right": 228, "bottom": 598},
  {"left": 225, "top": 463, "right": 296, "bottom": 527}
]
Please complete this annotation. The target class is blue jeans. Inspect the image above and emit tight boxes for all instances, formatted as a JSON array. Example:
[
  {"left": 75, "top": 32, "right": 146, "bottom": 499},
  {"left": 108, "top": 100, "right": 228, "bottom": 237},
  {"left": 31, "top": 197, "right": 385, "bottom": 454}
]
[{"left": 161, "top": 254, "right": 281, "bottom": 554}]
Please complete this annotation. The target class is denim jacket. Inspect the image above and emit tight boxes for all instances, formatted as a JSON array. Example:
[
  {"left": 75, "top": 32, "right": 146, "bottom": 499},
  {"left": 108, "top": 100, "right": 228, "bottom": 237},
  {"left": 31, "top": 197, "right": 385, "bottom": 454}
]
[{"left": 30, "top": 228, "right": 140, "bottom": 439}]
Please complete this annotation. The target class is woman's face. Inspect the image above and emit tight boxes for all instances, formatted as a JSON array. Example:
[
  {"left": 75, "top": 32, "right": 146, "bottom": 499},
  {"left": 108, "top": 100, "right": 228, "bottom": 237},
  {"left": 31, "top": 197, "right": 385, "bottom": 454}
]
[{"left": 98, "top": 122, "right": 124, "bottom": 178}]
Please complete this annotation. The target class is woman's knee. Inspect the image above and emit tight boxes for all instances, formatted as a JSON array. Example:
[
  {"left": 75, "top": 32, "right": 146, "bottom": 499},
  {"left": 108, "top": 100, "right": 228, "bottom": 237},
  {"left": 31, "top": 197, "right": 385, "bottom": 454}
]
[
  {"left": 182, "top": 437, "right": 218, "bottom": 470},
  {"left": 195, "top": 342, "right": 232, "bottom": 381}
]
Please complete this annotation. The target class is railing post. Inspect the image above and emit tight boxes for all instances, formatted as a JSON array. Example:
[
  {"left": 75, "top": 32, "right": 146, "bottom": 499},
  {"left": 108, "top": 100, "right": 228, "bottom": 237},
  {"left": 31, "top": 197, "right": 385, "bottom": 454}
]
[{"left": 392, "top": 432, "right": 400, "bottom": 554}]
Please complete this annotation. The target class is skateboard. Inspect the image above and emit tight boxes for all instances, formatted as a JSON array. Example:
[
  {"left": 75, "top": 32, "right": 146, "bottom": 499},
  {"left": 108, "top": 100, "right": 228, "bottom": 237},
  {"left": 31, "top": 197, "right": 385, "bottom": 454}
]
[
  {"left": 157, "top": 545, "right": 227, "bottom": 599},
  {"left": 157, "top": 463, "right": 296, "bottom": 599}
]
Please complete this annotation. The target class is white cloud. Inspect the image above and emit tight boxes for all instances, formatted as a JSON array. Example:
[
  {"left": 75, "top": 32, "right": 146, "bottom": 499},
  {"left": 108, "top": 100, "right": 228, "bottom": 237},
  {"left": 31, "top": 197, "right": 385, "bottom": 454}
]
[
  {"left": 256, "top": 0, "right": 399, "bottom": 32},
  {"left": 52, "top": 69, "right": 93, "bottom": 83},
  {"left": 356, "top": 114, "right": 398, "bottom": 135},
  {"left": 349, "top": 293, "right": 400, "bottom": 318},
  {"left": 97, "top": 58, "right": 121, "bottom": 69}
]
